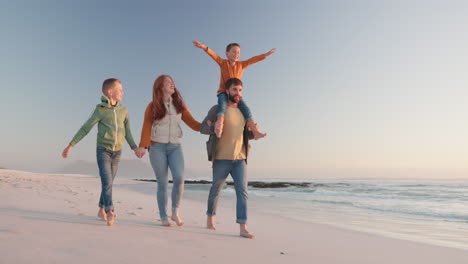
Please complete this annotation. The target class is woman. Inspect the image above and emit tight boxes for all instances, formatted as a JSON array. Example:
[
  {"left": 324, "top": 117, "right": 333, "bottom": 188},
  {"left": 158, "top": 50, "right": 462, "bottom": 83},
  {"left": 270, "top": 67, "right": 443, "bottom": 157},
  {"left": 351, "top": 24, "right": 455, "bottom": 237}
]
[{"left": 138, "top": 75, "right": 200, "bottom": 226}]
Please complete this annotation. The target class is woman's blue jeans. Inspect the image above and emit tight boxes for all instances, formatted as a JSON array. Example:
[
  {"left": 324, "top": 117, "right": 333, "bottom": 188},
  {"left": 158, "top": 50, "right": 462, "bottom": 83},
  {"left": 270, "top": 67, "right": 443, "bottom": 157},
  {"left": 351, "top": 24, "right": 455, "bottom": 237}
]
[{"left": 149, "top": 143, "right": 185, "bottom": 221}]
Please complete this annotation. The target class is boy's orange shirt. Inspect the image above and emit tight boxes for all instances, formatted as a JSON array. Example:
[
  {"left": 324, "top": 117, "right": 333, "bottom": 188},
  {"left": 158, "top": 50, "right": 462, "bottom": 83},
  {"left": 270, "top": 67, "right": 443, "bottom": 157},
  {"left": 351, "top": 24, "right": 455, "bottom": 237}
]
[
  {"left": 139, "top": 102, "right": 200, "bottom": 148},
  {"left": 205, "top": 48, "right": 268, "bottom": 94}
]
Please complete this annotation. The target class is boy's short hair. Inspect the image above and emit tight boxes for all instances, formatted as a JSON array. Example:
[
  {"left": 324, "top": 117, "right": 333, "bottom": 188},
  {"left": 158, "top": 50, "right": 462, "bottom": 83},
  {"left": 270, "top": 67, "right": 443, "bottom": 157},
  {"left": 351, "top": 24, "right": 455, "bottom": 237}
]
[
  {"left": 102, "top": 78, "right": 121, "bottom": 95},
  {"left": 226, "top": 43, "right": 240, "bottom": 52},
  {"left": 225, "top": 78, "right": 243, "bottom": 91}
]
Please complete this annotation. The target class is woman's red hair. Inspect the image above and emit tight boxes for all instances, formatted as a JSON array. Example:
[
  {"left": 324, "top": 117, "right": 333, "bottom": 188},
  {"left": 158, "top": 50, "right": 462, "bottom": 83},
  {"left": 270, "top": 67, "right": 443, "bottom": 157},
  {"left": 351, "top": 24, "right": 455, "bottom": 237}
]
[{"left": 151, "top": 75, "right": 186, "bottom": 121}]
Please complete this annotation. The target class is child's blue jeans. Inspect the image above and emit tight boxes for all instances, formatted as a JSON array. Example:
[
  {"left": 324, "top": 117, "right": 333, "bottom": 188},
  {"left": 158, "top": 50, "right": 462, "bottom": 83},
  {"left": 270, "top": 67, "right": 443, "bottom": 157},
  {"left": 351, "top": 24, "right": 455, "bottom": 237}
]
[
  {"left": 217, "top": 92, "right": 253, "bottom": 121},
  {"left": 96, "top": 146, "right": 121, "bottom": 212}
]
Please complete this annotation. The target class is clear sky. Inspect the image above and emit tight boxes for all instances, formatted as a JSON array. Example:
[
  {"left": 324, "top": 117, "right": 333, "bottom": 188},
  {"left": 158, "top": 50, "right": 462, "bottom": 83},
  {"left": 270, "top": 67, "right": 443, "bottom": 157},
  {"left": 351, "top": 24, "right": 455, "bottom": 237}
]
[{"left": 2, "top": 0, "right": 468, "bottom": 178}]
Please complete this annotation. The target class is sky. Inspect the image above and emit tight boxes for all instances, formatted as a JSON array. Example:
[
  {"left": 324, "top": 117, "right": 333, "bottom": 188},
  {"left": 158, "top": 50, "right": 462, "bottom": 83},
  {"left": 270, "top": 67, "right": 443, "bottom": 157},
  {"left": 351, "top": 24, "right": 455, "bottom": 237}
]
[{"left": 2, "top": 0, "right": 468, "bottom": 179}]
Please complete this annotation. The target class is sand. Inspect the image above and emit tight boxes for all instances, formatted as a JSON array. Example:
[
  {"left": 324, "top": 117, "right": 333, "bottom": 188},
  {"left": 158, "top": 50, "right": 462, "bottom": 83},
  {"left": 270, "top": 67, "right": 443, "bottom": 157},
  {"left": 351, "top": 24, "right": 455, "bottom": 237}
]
[{"left": 1, "top": 169, "right": 467, "bottom": 264}]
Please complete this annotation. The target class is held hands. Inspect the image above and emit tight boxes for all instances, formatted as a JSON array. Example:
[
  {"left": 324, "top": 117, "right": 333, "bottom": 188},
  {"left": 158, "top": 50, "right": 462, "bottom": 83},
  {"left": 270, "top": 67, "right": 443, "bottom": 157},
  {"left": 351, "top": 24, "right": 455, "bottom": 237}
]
[
  {"left": 193, "top": 40, "right": 207, "bottom": 50},
  {"left": 62, "top": 145, "right": 73, "bottom": 158},
  {"left": 134, "top": 147, "right": 146, "bottom": 158}
]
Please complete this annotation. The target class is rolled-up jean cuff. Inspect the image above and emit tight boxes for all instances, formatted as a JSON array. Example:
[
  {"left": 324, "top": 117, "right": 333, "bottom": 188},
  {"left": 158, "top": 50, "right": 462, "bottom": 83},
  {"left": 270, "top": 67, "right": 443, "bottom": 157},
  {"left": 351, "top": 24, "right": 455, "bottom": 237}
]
[{"left": 236, "top": 219, "right": 247, "bottom": 224}]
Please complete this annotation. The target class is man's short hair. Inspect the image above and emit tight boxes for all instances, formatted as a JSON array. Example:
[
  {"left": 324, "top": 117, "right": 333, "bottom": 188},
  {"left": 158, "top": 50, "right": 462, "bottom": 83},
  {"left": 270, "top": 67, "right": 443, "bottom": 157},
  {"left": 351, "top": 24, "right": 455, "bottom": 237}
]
[
  {"left": 226, "top": 43, "right": 240, "bottom": 52},
  {"left": 225, "top": 78, "right": 243, "bottom": 91},
  {"left": 102, "top": 78, "right": 121, "bottom": 95}
]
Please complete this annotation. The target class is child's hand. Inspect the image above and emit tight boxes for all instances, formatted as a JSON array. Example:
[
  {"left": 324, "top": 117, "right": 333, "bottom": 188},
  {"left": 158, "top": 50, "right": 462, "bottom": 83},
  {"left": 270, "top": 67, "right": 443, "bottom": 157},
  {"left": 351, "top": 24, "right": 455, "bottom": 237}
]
[
  {"left": 266, "top": 48, "right": 276, "bottom": 56},
  {"left": 193, "top": 40, "right": 207, "bottom": 50},
  {"left": 134, "top": 147, "right": 146, "bottom": 158},
  {"left": 62, "top": 145, "right": 73, "bottom": 158}
]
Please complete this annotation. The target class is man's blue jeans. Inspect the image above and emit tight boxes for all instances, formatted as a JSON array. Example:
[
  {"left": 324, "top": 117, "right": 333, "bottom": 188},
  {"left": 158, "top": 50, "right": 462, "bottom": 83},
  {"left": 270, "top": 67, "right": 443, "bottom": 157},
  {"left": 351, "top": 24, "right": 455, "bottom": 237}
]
[
  {"left": 96, "top": 146, "right": 122, "bottom": 212},
  {"left": 207, "top": 159, "right": 248, "bottom": 224},
  {"left": 149, "top": 143, "right": 185, "bottom": 221}
]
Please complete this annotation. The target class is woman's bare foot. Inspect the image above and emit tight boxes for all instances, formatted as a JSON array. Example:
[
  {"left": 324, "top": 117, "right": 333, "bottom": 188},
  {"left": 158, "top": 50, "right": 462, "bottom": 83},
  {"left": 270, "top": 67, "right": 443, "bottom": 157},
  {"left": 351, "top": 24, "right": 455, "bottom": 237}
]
[
  {"left": 161, "top": 219, "right": 171, "bottom": 227},
  {"left": 207, "top": 216, "right": 216, "bottom": 230},
  {"left": 170, "top": 214, "right": 184, "bottom": 226},
  {"left": 240, "top": 224, "right": 255, "bottom": 239}
]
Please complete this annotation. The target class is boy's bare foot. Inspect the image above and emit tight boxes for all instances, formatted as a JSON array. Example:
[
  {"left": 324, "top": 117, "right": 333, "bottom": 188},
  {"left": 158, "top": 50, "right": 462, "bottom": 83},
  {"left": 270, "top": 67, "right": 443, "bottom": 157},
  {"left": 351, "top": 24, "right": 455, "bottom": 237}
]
[
  {"left": 170, "top": 214, "right": 184, "bottom": 226},
  {"left": 106, "top": 210, "right": 116, "bottom": 226},
  {"left": 207, "top": 216, "right": 216, "bottom": 230},
  {"left": 97, "top": 208, "right": 107, "bottom": 221},
  {"left": 246, "top": 120, "right": 266, "bottom": 140},
  {"left": 240, "top": 224, "right": 255, "bottom": 239},
  {"left": 161, "top": 219, "right": 171, "bottom": 227},
  {"left": 215, "top": 120, "right": 224, "bottom": 138},
  {"left": 252, "top": 131, "right": 267, "bottom": 140}
]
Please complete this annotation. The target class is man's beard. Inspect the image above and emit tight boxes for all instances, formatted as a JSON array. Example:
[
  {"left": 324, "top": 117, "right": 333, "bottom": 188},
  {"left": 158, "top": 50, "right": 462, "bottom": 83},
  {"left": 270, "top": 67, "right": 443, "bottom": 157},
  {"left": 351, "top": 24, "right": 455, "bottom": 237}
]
[{"left": 228, "top": 93, "right": 241, "bottom": 103}]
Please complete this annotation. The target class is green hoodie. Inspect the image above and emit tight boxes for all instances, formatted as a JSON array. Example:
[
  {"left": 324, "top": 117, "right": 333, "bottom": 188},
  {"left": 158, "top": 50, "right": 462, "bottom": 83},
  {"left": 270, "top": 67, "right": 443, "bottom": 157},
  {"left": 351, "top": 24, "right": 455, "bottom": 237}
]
[{"left": 69, "top": 96, "right": 137, "bottom": 151}]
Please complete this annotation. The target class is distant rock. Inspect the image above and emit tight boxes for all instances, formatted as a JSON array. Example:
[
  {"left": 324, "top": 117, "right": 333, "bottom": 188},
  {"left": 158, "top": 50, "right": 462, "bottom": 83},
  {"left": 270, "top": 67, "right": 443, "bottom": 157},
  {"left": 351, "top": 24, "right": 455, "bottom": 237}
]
[{"left": 134, "top": 179, "right": 310, "bottom": 188}]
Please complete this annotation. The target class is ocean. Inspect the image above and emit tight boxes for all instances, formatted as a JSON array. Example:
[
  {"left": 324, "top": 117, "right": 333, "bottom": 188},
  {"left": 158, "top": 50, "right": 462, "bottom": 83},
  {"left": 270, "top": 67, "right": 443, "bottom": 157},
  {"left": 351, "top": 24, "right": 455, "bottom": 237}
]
[{"left": 181, "top": 179, "right": 468, "bottom": 251}]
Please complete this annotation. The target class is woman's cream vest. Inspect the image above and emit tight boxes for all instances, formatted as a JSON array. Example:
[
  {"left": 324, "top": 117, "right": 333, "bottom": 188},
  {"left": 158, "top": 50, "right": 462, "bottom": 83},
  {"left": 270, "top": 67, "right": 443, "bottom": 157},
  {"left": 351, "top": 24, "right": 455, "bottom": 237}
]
[{"left": 150, "top": 99, "right": 183, "bottom": 144}]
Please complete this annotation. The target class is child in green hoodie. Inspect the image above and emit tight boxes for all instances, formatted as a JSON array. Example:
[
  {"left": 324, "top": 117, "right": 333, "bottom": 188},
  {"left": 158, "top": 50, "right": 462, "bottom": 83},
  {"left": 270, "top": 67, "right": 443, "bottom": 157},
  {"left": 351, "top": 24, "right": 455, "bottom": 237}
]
[{"left": 62, "top": 78, "right": 142, "bottom": 226}]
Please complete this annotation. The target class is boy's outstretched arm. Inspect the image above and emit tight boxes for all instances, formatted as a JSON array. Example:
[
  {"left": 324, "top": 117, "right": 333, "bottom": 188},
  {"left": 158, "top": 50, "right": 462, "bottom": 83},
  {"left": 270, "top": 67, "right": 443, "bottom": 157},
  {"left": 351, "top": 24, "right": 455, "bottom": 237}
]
[
  {"left": 242, "top": 48, "right": 277, "bottom": 67},
  {"left": 192, "top": 40, "right": 223, "bottom": 64},
  {"left": 192, "top": 40, "right": 208, "bottom": 51}
]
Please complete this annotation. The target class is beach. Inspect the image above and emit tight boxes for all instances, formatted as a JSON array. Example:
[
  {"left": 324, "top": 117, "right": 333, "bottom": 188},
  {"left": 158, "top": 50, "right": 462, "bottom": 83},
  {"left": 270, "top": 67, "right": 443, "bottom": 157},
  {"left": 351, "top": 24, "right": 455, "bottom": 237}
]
[{"left": 1, "top": 169, "right": 468, "bottom": 264}]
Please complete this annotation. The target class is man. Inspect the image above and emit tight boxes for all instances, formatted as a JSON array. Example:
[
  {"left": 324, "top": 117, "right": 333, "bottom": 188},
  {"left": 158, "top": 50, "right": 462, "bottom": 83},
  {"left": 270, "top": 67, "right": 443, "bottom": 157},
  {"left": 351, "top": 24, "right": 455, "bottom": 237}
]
[{"left": 200, "top": 78, "right": 262, "bottom": 239}]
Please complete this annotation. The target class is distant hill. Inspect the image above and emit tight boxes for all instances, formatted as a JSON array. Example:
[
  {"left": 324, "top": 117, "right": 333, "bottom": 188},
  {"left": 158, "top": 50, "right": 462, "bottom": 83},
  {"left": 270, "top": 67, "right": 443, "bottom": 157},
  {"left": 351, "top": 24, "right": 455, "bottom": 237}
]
[
  {"left": 57, "top": 159, "right": 211, "bottom": 180},
  {"left": 58, "top": 159, "right": 154, "bottom": 179}
]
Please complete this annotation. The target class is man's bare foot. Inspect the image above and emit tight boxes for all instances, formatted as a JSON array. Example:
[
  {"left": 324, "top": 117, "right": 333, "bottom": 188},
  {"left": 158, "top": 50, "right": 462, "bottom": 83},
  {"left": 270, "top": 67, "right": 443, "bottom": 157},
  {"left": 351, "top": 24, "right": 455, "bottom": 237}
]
[
  {"left": 97, "top": 208, "right": 107, "bottom": 221},
  {"left": 170, "top": 214, "right": 184, "bottom": 226},
  {"left": 106, "top": 210, "right": 116, "bottom": 226},
  {"left": 207, "top": 216, "right": 216, "bottom": 230},
  {"left": 240, "top": 231, "right": 256, "bottom": 239},
  {"left": 240, "top": 224, "right": 255, "bottom": 239},
  {"left": 161, "top": 219, "right": 171, "bottom": 227}
]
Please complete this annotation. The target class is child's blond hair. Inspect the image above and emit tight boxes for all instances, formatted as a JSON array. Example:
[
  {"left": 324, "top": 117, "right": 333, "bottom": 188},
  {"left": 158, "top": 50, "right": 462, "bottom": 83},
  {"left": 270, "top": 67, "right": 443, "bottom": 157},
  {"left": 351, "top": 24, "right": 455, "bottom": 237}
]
[{"left": 102, "top": 78, "right": 121, "bottom": 95}]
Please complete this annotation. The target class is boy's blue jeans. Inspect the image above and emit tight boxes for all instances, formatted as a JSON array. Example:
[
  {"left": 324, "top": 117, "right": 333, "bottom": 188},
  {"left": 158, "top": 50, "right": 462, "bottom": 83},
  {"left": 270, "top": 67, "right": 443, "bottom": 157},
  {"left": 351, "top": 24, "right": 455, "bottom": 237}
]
[
  {"left": 96, "top": 146, "right": 121, "bottom": 212},
  {"left": 207, "top": 159, "right": 248, "bottom": 224},
  {"left": 217, "top": 92, "right": 253, "bottom": 121},
  {"left": 149, "top": 143, "right": 185, "bottom": 221}
]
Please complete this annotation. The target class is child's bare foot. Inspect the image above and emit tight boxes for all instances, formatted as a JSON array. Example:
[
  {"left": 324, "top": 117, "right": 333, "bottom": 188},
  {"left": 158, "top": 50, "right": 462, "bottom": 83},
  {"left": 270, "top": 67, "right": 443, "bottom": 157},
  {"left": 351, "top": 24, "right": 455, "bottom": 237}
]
[
  {"left": 215, "top": 119, "right": 224, "bottom": 138},
  {"left": 161, "top": 219, "right": 171, "bottom": 227},
  {"left": 207, "top": 216, "right": 216, "bottom": 230},
  {"left": 170, "top": 214, "right": 184, "bottom": 226},
  {"left": 247, "top": 120, "right": 266, "bottom": 140},
  {"left": 252, "top": 130, "right": 267, "bottom": 140},
  {"left": 97, "top": 208, "right": 107, "bottom": 221},
  {"left": 106, "top": 210, "right": 116, "bottom": 226}
]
